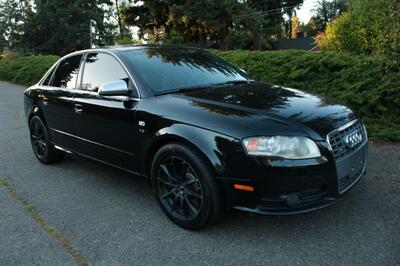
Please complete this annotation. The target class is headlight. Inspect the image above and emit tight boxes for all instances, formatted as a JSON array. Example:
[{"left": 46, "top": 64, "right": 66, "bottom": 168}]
[{"left": 242, "top": 136, "right": 321, "bottom": 159}]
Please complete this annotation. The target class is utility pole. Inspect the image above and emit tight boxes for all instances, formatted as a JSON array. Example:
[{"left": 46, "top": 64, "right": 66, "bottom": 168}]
[
  {"left": 115, "top": 0, "right": 123, "bottom": 39},
  {"left": 89, "top": 0, "right": 96, "bottom": 48},
  {"left": 89, "top": 20, "right": 93, "bottom": 48},
  {"left": 392, "top": 0, "right": 399, "bottom": 57}
]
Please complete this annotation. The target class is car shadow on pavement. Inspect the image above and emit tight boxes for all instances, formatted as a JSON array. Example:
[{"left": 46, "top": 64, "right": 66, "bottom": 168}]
[
  {"left": 10, "top": 151, "right": 400, "bottom": 265},
  {"left": 58, "top": 153, "right": 388, "bottom": 235}
]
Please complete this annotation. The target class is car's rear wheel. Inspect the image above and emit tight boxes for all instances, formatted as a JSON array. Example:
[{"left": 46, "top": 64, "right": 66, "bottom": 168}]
[
  {"left": 29, "top": 116, "right": 63, "bottom": 164},
  {"left": 151, "top": 143, "right": 223, "bottom": 230}
]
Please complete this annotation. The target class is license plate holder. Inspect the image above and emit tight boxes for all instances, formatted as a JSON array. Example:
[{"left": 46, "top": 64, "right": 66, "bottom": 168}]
[{"left": 335, "top": 144, "right": 367, "bottom": 193}]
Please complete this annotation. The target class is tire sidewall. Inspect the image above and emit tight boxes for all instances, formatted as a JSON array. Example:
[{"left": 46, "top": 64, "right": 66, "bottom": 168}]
[
  {"left": 29, "top": 115, "right": 62, "bottom": 164},
  {"left": 29, "top": 116, "right": 50, "bottom": 162}
]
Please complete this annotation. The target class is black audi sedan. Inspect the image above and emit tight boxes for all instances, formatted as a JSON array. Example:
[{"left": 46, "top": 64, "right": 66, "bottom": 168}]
[{"left": 24, "top": 45, "right": 368, "bottom": 229}]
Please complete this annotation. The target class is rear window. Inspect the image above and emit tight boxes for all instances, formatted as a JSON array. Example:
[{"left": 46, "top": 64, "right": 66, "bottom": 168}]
[
  {"left": 42, "top": 68, "right": 55, "bottom": 86},
  {"left": 51, "top": 54, "right": 83, "bottom": 89},
  {"left": 81, "top": 53, "right": 129, "bottom": 92}
]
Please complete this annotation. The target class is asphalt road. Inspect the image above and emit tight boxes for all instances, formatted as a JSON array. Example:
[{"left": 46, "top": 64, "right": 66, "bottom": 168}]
[{"left": 1, "top": 81, "right": 399, "bottom": 266}]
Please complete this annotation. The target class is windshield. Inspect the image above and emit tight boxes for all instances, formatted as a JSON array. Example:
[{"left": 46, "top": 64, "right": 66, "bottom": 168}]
[{"left": 122, "top": 48, "right": 250, "bottom": 94}]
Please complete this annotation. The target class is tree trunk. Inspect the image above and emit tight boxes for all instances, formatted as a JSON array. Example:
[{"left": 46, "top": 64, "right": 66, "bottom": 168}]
[
  {"left": 198, "top": 32, "right": 207, "bottom": 48},
  {"left": 115, "top": 0, "right": 123, "bottom": 38},
  {"left": 218, "top": 16, "right": 228, "bottom": 50},
  {"left": 253, "top": 35, "right": 262, "bottom": 50}
]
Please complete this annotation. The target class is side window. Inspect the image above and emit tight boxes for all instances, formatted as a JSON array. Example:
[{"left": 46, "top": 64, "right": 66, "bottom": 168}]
[
  {"left": 51, "top": 54, "right": 83, "bottom": 89},
  {"left": 81, "top": 53, "right": 129, "bottom": 92},
  {"left": 42, "top": 67, "right": 55, "bottom": 86}
]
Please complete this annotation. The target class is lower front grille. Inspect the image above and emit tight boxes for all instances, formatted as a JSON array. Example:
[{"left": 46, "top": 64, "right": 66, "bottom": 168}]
[{"left": 258, "top": 187, "right": 328, "bottom": 211}]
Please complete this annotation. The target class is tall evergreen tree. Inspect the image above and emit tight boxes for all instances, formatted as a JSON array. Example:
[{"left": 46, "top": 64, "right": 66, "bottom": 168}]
[
  {"left": 122, "top": 0, "right": 303, "bottom": 50},
  {"left": 21, "top": 0, "right": 114, "bottom": 55},
  {"left": 0, "top": 0, "right": 31, "bottom": 51}
]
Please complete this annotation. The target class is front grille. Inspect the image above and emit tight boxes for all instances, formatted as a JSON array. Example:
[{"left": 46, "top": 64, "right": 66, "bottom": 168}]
[
  {"left": 327, "top": 120, "right": 368, "bottom": 193},
  {"left": 327, "top": 120, "right": 367, "bottom": 161}
]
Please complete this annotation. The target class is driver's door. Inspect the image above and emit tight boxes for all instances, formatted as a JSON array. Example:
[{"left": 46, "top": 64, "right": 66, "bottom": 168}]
[{"left": 72, "top": 52, "right": 140, "bottom": 172}]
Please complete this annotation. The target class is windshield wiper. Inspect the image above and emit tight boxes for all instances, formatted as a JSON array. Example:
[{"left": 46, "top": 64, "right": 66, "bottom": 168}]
[
  {"left": 213, "top": 80, "right": 255, "bottom": 86},
  {"left": 154, "top": 80, "right": 255, "bottom": 96},
  {"left": 154, "top": 85, "right": 212, "bottom": 96}
]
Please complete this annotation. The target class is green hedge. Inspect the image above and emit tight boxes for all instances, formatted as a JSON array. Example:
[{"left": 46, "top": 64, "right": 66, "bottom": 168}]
[
  {"left": 1, "top": 50, "right": 399, "bottom": 140},
  {"left": 0, "top": 55, "right": 59, "bottom": 86},
  {"left": 210, "top": 50, "right": 400, "bottom": 141}
]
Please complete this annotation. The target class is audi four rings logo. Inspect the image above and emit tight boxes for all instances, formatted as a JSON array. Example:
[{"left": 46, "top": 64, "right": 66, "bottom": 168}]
[{"left": 343, "top": 130, "right": 362, "bottom": 148}]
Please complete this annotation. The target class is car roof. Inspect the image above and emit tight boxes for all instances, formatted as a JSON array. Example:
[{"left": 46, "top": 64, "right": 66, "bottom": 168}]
[
  {"left": 113, "top": 44, "right": 201, "bottom": 51},
  {"left": 71, "top": 45, "right": 202, "bottom": 54}
]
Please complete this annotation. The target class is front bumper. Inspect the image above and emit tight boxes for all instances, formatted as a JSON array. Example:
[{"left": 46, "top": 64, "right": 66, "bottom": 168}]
[{"left": 217, "top": 140, "right": 368, "bottom": 215}]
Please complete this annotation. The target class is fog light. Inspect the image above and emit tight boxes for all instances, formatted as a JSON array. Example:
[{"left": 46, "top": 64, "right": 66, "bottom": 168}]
[{"left": 281, "top": 193, "right": 301, "bottom": 207}]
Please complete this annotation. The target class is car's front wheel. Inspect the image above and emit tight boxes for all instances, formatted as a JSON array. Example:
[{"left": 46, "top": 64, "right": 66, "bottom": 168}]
[
  {"left": 29, "top": 115, "right": 63, "bottom": 164},
  {"left": 151, "top": 143, "right": 223, "bottom": 230}
]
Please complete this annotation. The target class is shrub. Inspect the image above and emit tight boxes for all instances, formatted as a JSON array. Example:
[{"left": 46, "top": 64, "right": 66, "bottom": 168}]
[
  {"left": 316, "top": 0, "right": 400, "bottom": 58},
  {"left": 0, "top": 50, "right": 23, "bottom": 60},
  {"left": 209, "top": 49, "right": 400, "bottom": 141},
  {"left": 0, "top": 55, "right": 59, "bottom": 86},
  {"left": 0, "top": 50, "right": 399, "bottom": 141}
]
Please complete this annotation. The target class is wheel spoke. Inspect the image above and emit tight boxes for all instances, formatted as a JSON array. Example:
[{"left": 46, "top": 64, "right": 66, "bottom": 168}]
[
  {"left": 185, "top": 189, "right": 202, "bottom": 200},
  {"left": 39, "top": 143, "right": 46, "bottom": 153},
  {"left": 177, "top": 162, "right": 188, "bottom": 179},
  {"left": 157, "top": 177, "right": 176, "bottom": 187},
  {"left": 160, "top": 164, "right": 179, "bottom": 183},
  {"left": 35, "top": 123, "right": 41, "bottom": 135},
  {"left": 183, "top": 179, "right": 197, "bottom": 186},
  {"left": 161, "top": 188, "right": 177, "bottom": 199},
  {"left": 170, "top": 194, "right": 180, "bottom": 212},
  {"left": 184, "top": 195, "right": 199, "bottom": 216},
  {"left": 183, "top": 172, "right": 197, "bottom": 186},
  {"left": 36, "top": 145, "right": 43, "bottom": 155},
  {"left": 169, "top": 157, "right": 185, "bottom": 179},
  {"left": 31, "top": 124, "right": 38, "bottom": 136},
  {"left": 31, "top": 122, "right": 44, "bottom": 140},
  {"left": 179, "top": 194, "right": 185, "bottom": 209}
]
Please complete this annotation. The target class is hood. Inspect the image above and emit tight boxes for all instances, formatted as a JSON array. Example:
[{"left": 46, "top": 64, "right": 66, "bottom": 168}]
[{"left": 174, "top": 82, "right": 356, "bottom": 139}]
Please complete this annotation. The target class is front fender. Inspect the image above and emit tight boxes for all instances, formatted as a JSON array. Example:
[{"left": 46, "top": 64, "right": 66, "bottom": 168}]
[{"left": 142, "top": 123, "right": 239, "bottom": 177}]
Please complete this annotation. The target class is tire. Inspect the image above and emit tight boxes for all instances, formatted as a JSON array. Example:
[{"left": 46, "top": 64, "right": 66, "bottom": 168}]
[
  {"left": 151, "top": 143, "right": 224, "bottom": 230},
  {"left": 29, "top": 115, "right": 63, "bottom": 164}
]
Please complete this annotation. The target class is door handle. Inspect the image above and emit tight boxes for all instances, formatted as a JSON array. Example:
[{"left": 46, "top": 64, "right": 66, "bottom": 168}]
[
  {"left": 74, "top": 103, "right": 83, "bottom": 114},
  {"left": 42, "top": 99, "right": 48, "bottom": 106}
]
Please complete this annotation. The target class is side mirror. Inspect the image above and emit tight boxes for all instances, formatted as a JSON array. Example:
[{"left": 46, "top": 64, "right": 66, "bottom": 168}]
[
  {"left": 240, "top": 68, "right": 247, "bottom": 74},
  {"left": 98, "top": 80, "right": 128, "bottom": 96}
]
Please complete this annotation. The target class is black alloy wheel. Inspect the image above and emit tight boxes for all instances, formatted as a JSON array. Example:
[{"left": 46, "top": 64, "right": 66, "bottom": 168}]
[
  {"left": 151, "top": 143, "right": 223, "bottom": 230},
  {"left": 157, "top": 156, "right": 204, "bottom": 220},
  {"left": 29, "top": 116, "right": 63, "bottom": 164}
]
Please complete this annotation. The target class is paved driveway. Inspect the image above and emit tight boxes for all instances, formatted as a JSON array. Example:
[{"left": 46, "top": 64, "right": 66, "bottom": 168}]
[{"left": 1, "top": 81, "right": 399, "bottom": 265}]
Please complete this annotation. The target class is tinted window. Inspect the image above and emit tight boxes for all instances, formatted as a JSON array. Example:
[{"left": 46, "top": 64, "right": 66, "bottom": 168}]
[
  {"left": 81, "top": 53, "right": 129, "bottom": 92},
  {"left": 122, "top": 49, "right": 249, "bottom": 94},
  {"left": 42, "top": 68, "right": 55, "bottom": 86},
  {"left": 51, "top": 54, "right": 82, "bottom": 88}
]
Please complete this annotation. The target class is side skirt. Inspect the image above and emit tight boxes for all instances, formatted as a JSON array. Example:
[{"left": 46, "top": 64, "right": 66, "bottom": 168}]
[{"left": 53, "top": 142, "right": 148, "bottom": 178}]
